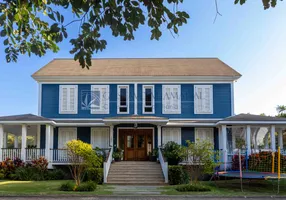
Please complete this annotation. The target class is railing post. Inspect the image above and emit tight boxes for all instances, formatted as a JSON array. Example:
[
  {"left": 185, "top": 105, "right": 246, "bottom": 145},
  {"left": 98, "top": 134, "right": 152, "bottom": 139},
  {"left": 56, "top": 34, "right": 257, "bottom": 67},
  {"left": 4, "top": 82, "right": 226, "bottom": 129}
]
[
  {"left": 0, "top": 125, "right": 3, "bottom": 161},
  {"left": 157, "top": 125, "right": 162, "bottom": 148},
  {"left": 45, "top": 125, "right": 51, "bottom": 167},
  {"left": 21, "top": 125, "right": 27, "bottom": 162}
]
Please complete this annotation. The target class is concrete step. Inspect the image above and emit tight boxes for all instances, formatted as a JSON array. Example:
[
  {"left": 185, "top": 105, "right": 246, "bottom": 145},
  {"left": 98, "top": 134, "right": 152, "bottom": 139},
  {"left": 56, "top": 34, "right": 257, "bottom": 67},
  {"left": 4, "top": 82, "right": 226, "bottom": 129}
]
[
  {"left": 107, "top": 181, "right": 166, "bottom": 185},
  {"left": 108, "top": 172, "right": 163, "bottom": 176},
  {"left": 108, "top": 174, "right": 164, "bottom": 179},
  {"left": 109, "top": 166, "right": 161, "bottom": 170}
]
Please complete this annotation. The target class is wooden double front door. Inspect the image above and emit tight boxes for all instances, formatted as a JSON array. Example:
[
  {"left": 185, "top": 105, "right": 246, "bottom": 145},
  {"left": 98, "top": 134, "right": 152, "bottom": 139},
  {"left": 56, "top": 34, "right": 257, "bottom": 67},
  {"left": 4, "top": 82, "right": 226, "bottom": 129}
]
[{"left": 118, "top": 129, "right": 153, "bottom": 161}]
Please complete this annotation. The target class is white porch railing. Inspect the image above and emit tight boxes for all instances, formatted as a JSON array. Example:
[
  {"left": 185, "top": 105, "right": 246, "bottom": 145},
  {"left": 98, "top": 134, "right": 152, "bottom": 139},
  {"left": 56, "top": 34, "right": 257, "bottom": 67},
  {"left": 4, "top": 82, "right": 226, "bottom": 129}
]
[
  {"left": 158, "top": 147, "right": 168, "bottom": 183},
  {"left": 26, "top": 148, "right": 45, "bottom": 161},
  {"left": 51, "top": 149, "right": 69, "bottom": 163},
  {"left": 103, "top": 147, "right": 113, "bottom": 183},
  {"left": 1, "top": 148, "right": 21, "bottom": 160}
]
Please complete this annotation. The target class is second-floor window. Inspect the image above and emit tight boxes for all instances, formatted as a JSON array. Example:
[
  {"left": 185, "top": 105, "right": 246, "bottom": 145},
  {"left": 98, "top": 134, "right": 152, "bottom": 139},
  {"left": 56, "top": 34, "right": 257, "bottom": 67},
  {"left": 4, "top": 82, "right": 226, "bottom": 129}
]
[
  {"left": 91, "top": 85, "right": 109, "bottom": 114},
  {"left": 59, "top": 85, "right": 78, "bottom": 114},
  {"left": 143, "top": 85, "right": 154, "bottom": 114},
  {"left": 162, "top": 85, "right": 181, "bottom": 114},
  {"left": 194, "top": 85, "right": 213, "bottom": 114},
  {"left": 117, "top": 85, "right": 129, "bottom": 114}
]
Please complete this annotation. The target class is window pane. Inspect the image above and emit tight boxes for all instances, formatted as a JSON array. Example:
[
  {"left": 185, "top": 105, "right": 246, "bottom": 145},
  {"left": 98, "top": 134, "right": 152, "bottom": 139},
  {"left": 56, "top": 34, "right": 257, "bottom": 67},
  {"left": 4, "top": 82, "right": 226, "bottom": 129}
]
[
  {"left": 145, "top": 107, "right": 152, "bottom": 113},
  {"left": 120, "top": 107, "right": 127, "bottom": 112},
  {"left": 145, "top": 88, "right": 152, "bottom": 106},
  {"left": 127, "top": 135, "right": 134, "bottom": 148},
  {"left": 120, "top": 88, "right": 127, "bottom": 106},
  {"left": 137, "top": 135, "right": 145, "bottom": 148}
]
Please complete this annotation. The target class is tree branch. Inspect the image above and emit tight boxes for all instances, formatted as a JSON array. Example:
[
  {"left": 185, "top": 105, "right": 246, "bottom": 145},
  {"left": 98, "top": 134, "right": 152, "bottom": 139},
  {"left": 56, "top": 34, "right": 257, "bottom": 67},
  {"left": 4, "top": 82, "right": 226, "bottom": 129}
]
[{"left": 213, "top": 0, "right": 222, "bottom": 23}]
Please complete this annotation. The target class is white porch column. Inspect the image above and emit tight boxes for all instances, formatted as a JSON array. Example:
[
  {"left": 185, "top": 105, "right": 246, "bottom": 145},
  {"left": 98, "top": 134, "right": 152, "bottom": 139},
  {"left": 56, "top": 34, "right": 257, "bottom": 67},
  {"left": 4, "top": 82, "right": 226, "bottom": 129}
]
[
  {"left": 0, "top": 125, "right": 4, "bottom": 161},
  {"left": 246, "top": 125, "right": 251, "bottom": 155},
  {"left": 134, "top": 83, "right": 138, "bottom": 115},
  {"left": 45, "top": 125, "right": 51, "bottom": 162},
  {"left": 221, "top": 125, "right": 227, "bottom": 151},
  {"left": 157, "top": 125, "right": 162, "bottom": 147},
  {"left": 265, "top": 132, "right": 269, "bottom": 149},
  {"left": 109, "top": 125, "right": 114, "bottom": 147},
  {"left": 278, "top": 129, "right": 284, "bottom": 149},
  {"left": 14, "top": 136, "right": 19, "bottom": 148},
  {"left": 36, "top": 125, "right": 41, "bottom": 148},
  {"left": 3, "top": 132, "right": 7, "bottom": 148},
  {"left": 270, "top": 125, "right": 276, "bottom": 151},
  {"left": 21, "top": 125, "right": 27, "bottom": 162},
  {"left": 232, "top": 133, "right": 236, "bottom": 150}
]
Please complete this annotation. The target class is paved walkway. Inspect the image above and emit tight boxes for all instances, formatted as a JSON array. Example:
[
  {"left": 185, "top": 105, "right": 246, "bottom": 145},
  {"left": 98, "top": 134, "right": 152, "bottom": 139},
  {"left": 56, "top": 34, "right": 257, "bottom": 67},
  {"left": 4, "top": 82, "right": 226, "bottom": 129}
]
[{"left": 111, "top": 185, "right": 163, "bottom": 195}]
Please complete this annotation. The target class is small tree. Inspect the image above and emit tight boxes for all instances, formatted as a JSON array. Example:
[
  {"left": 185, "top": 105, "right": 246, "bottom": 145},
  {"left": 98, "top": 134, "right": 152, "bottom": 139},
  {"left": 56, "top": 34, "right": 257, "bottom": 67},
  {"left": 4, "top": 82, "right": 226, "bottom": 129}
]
[
  {"left": 185, "top": 139, "right": 219, "bottom": 183},
  {"left": 66, "top": 140, "right": 102, "bottom": 186}
]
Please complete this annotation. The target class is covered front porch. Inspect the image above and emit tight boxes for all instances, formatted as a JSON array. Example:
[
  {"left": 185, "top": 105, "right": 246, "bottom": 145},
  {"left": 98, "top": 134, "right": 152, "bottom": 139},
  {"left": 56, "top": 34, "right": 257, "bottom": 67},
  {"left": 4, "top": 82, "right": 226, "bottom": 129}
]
[{"left": 217, "top": 114, "right": 286, "bottom": 164}]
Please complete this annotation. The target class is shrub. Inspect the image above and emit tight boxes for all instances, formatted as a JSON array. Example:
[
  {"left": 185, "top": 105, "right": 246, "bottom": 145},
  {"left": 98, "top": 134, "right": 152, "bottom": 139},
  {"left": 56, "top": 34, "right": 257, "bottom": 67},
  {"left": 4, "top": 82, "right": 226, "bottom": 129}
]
[
  {"left": 0, "top": 157, "right": 23, "bottom": 178},
  {"left": 14, "top": 167, "right": 45, "bottom": 181},
  {"left": 60, "top": 182, "right": 74, "bottom": 191},
  {"left": 175, "top": 184, "right": 211, "bottom": 192},
  {"left": 84, "top": 168, "right": 103, "bottom": 184},
  {"left": 76, "top": 181, "right": 97, "bottom": 192},
  {"left": 0, "top": 173, "right": 4, "bottom": 179},
  {"left": 45, "top": 169, "right": 65, "bottom": 180},
  {"left": 31, "top": 157, "right": 48, "bottom": 172},
  {"left": 163, "top": 141, "right": 185, "bottom": 165},
  {"left": 168, "top": 165, "right": 189, "bottom": 185}
]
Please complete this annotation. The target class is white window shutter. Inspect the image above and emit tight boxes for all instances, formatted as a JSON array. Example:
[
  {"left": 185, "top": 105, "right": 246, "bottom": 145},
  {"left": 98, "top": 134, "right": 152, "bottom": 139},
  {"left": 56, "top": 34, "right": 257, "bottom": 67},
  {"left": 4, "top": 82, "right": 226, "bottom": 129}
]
[
  {"left": 91, "top": 85, "right": 109, "bottom": 114},
  {"left": 195, "top": 128, "right": 214, "bottom": 146},
  {"left": 162, "top": 85, "right": 181, "bottom": 114},
  {"left": 162, "top": 128, "right": 181, "bottom": 145},
  {"left": 91, "top": 128, "right": 109, "bottom": 148},
  {"left": 194, "top": 85, "right": 213, "bottom": 114},
  {"left": 59, "top": 85, "right": 78, "bottom": 114},
  {"left": 58, "top": 128, "right": 77, "bottom": 149}
]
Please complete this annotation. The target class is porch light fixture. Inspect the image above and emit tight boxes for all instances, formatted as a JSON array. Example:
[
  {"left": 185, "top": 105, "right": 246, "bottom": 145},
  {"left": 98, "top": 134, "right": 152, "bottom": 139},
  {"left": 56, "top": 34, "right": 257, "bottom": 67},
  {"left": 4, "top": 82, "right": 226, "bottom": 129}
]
[{"left": 134, "top": 123, "right": 138, "bottom": 129}]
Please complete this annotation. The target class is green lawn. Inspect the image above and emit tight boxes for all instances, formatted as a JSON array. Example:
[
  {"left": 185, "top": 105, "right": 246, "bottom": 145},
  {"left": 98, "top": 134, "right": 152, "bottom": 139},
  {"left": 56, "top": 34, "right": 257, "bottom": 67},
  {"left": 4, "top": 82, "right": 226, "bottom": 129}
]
[
  {"left": 160, "top": 179, "right": 286, "bottom": 196},
  {"left": 0, "top": 180, "right": 113, "bottom": 195}
]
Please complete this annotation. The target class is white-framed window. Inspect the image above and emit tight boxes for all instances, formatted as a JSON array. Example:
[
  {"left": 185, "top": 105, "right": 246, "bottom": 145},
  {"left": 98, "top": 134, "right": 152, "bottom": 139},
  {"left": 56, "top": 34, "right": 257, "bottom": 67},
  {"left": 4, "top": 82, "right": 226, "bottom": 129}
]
[
  {"left": 162, "top": 127, "right": 181, "bottom": 145},
  {"left": 143, "top": 85, "right": 155, "bottom": 114},
  {"left": 117, "top": 85, "right": 129, "bottom": 114},
  {"left": 194, "top": 85, "right": 213, "bottom": 114},
  {"left": 91, "top": 127, "right": 109, "bottom": 148},
  {"left": 162, "top": 85, "right": 181, "bottom": 114},
  {"left": 59, "top": 85, "right": 78, "bottom": 114},
  {"left": 90, "top": 85, "right": 109, "bottom": 114},
  {"left": 58, "top": 128, "right": 77, "bottom": 149},
  {"left": 195, "top": 128, "right": 214, "bottom": 146}
]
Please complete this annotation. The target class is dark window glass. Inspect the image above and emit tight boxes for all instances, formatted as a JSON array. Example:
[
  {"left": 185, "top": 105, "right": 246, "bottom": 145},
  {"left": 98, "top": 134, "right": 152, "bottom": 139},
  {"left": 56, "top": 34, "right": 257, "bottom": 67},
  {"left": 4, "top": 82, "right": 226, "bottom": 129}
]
[
  {"left": 137, "top": 135, "right": 145, "bottom": 148},
  {"left": 120, "top": 88, "right": 127, "bottom": 106},
  {"left": 145, "top": 88, "right": 152, "bottom": 106},
  {"left": 145, "top": 107, "right": 152, "bottom": 113},
  {"left": 120, "top": 107, "right": 127, "bottom": 112}
]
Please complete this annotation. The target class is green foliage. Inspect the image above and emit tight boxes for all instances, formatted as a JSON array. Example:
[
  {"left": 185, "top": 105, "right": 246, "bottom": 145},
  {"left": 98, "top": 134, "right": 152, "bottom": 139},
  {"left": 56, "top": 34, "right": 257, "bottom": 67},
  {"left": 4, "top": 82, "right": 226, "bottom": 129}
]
[
  {"left": 14, "top": 167, "right": 45, "bottom": 181},
  {"left": 163, "top": 141, "right": 186, "bottom": 165},
  {"left": 46, "top": 169, "right": 66, "bottom": 180},
  {"left": 0, "top": 1, "right": 189, "bottom": 68},
  {"left": 234, "top": 0, "right": 282, "bottom": 10},
  {"left": 59, "top": 182, "right": 74, "bottom": 191},
  {"left": 112, "top": 147, "right": 123, "bottom": 161},
  {"left": 0, "top": 172, "right": 4, "bottom": 179},
  {"left": 66, "top": 140, "right": 102, "bottom": 186},
  {"left": 175, "top": 184, "right": 211, "bottom": 192},
  {"left": 76, "top": 181, "right": 97, "bottom": 192},
  {"left": 84, "top": 168, "right": 103, "bottom": 184},
  {"left": 236, "top": 138, "right": 246, "bottom": 149},
  {"left": 168, "top": 165, "right": 189, "bottom": 185},
  {"left": 0, "top": 157, "right": 24, "bottom": 178}
]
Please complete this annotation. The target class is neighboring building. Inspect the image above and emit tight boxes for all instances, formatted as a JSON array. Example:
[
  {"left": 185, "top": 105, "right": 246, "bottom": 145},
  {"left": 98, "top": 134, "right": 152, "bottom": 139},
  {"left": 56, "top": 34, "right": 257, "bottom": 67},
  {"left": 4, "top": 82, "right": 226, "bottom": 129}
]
[{"left": 0, "top": 58, "right": 285, "bottom": 184}]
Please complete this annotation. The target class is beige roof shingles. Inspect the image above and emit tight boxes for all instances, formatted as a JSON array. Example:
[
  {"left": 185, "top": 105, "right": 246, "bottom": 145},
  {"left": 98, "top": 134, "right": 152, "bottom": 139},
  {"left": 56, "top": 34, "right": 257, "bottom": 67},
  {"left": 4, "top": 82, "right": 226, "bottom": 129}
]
[{"left": 32, "top": 58, "right": 241, "bottom": 78}]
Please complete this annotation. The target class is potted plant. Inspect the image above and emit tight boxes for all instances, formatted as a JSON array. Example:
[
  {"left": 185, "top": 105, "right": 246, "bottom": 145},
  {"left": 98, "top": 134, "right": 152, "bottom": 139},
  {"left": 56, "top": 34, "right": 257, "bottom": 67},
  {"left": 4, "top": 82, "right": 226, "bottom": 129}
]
[
  {"left": 149, "top": 148, "right": 158, "bottom": 162},
  {"left": 113, "top": 147, "right": 123, "bottom": 162}
]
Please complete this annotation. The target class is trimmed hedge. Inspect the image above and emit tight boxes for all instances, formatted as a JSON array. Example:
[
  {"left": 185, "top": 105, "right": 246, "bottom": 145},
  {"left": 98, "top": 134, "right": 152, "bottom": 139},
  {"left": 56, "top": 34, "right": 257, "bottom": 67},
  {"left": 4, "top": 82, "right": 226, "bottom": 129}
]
[
  {"left": 175, "top": 184, "right": 211, "bottom": 192},
  {"left": 60, "top": 182, "right": 74, "bottom": 191},
  {"left": 168, "top": 165, "right": 190, "bottom": 185},
  {"left": 84, "top": 168, "right": 103, "bottom": 184},
  {"left": 59, "top": 181, "right": 97, "bottom": 192}
]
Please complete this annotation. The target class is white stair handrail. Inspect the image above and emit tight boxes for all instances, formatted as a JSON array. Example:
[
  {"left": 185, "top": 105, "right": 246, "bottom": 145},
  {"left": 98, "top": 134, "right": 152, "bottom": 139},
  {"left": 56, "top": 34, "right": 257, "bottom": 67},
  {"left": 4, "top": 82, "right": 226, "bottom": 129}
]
[
  {"left": 103, "top": 147, "right": 113, "bottom": 183},
  {"left": 158, "top": 147, "right": 168, "bottom": 183}
]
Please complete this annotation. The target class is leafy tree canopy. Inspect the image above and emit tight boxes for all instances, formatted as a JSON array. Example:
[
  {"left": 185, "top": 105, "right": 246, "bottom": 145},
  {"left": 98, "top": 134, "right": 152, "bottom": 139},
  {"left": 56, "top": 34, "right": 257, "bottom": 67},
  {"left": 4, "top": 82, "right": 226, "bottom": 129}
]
[{"left": 0, "top": 0, "right": 282, "bottom": 68}]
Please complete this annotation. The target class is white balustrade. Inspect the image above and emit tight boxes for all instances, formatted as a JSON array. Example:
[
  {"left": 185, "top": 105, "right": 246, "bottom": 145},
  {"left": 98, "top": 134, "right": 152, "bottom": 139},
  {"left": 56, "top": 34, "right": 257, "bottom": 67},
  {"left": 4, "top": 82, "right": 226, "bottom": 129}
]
[
  {"left": 2, "top": 148, "right": 21, "bottom": 160},
  {"left": 158, "top": 148, "right": 168, "bottom": 183},
  {"left": 103, "top": 147, "right": 113, "bottom": 183}
]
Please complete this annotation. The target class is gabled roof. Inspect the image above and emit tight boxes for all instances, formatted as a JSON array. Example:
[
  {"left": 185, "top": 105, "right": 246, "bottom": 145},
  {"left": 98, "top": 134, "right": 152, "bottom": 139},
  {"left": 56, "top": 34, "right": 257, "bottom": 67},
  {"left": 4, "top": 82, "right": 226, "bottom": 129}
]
[
  {"left": 0, "top": 114, "right": 54, "bottom": 125},
  {"left": 217, "top": 114, "right": 286, "bottom": 125},
  {"left": 32, "top": 58, "right": 241, "bottom": 82}
]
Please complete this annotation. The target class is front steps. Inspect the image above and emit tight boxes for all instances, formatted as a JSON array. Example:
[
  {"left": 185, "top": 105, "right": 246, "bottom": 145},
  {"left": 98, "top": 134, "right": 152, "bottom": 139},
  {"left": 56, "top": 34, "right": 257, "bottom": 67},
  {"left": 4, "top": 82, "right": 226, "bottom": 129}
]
[{"left": 107, "top": 161, "right": 166, "bottom": 185}]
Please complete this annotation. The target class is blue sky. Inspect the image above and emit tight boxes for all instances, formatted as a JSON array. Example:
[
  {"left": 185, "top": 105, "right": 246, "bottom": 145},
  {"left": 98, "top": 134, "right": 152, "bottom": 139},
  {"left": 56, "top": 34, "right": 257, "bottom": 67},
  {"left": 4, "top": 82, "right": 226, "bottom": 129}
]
[{"left": 0, "top": 1, "right": 285, "bottom": 116}]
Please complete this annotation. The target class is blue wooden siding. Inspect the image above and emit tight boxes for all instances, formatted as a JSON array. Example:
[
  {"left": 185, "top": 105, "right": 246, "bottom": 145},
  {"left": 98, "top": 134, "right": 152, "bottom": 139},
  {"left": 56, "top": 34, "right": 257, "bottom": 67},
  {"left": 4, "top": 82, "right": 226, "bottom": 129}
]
[
  {"left": 181, "top": 127, "right": 195, "bottom": 146},
  {"left": 138, "top": 84, "right": 231, "bottom": 118},
  {"left": 214, "top": 128, "right": 219, "bottom": 150},
  {"left": 40, "top": 125, "right": 46, "bottom": 148},
  {"left": 41, "top": 84, "right": 134, "bottom": 118},
  {"left": 41, "top": 83, "right": 231, "bottom": 119},
  {"left": 77, "top": 127, "right": 91, "bottom": 143}
]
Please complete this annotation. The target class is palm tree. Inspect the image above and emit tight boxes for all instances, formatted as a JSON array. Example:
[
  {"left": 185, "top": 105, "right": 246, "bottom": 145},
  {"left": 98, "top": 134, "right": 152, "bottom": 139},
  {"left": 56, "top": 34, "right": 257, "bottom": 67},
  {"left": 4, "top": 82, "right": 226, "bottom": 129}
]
[{"left": 276, "top": 105, "right": 286, "bottom": 118}]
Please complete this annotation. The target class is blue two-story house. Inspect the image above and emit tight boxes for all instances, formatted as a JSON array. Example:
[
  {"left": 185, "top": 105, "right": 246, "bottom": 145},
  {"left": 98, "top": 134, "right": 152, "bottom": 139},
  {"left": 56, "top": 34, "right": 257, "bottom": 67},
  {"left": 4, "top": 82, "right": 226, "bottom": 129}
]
[{"left": 1, "top": 58, "right": 285, "bottom": 184}]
